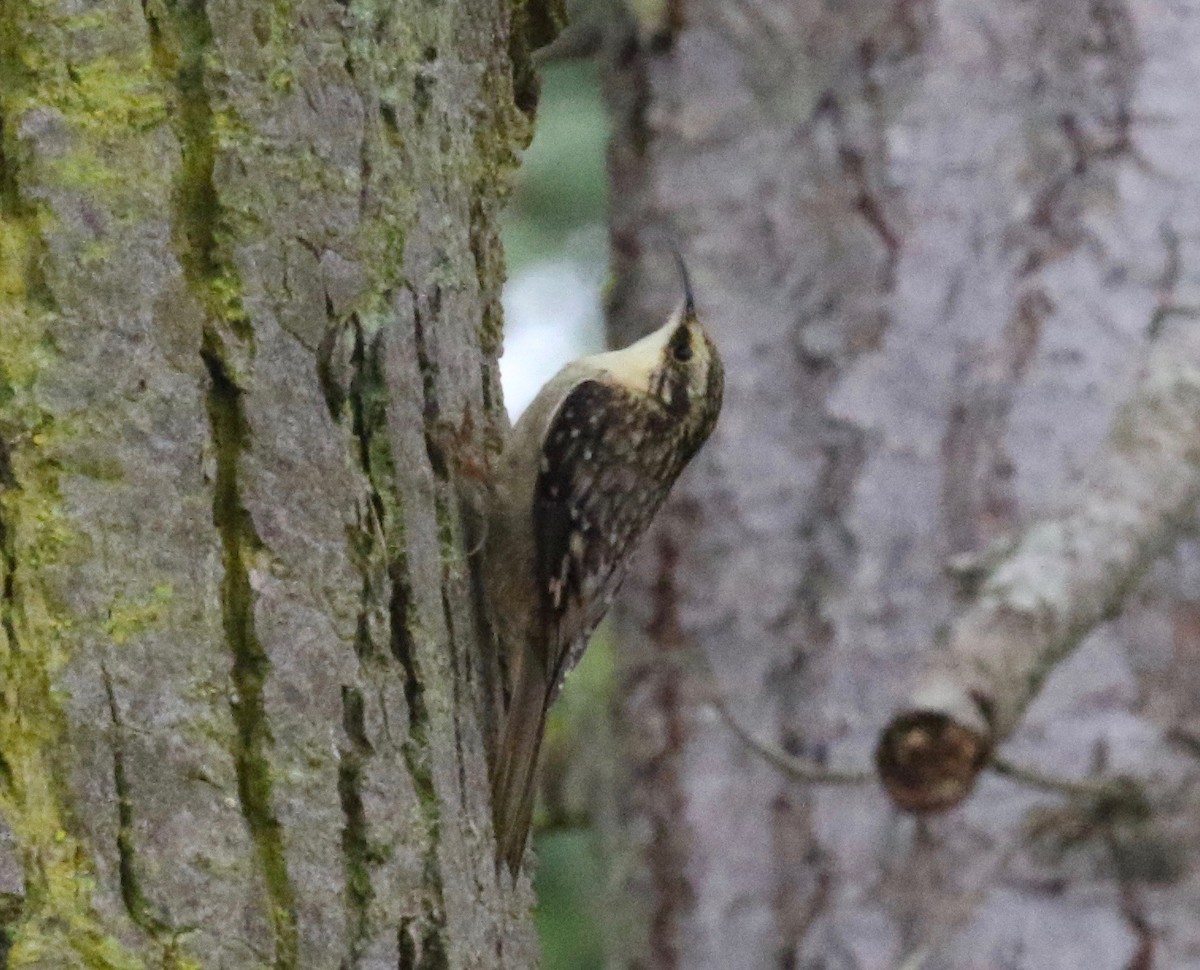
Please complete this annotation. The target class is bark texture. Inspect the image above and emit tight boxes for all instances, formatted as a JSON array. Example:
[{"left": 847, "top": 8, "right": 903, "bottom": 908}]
[
  {"left": 0, "top": 1, "right": 553, "bottom": 967},
  {"left": 604, "top": 0, "right": 1200, "bottom": 967}
]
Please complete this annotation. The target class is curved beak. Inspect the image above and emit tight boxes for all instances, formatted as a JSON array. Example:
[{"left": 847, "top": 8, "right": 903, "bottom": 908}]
[{"left": 671, "top": 246, "right": 696, "bottom": 319}]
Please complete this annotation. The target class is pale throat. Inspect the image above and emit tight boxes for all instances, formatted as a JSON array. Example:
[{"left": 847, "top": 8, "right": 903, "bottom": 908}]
[{"left": 585, "top": 310, "right": 689, "bottom": 396}]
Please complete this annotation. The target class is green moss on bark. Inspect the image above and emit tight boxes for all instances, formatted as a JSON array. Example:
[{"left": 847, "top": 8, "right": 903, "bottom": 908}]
[
  {"left": 143, "top": 0, "right": 251, "bottom": 346},
  {"left": 200, "top": 337, "right": 298, "bottom": 970},
  {"left": 0, "top": 2, "right": 184, "bottom": 966},
  {"left": 5, "top": 0, "right": 549, "bottom": 962}
]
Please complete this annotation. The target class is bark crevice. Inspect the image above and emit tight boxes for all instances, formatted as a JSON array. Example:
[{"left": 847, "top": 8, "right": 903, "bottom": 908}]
[
  {"left": 0, "top": 441, "right": 17, "bottom": 679},
  {"left": 344, "top": 313, "right": 449, "bottom": 962},
  {"left": 338, "top": 319, "right": 387, "bottom": 963},
  {"left": 411, "top": 290, "right": 472, "bottom": 814},
  {"left": 399, "top": 913, "right": 449, "bottom": 970},
  {"left": 201, "top": 339, "right": 299, "bottom": 970},
  {"left": 337, "top": 685, "right": 373, "bottom": 968},
  {"left": 101, "top": 665, "right": 174, "bottom": 946},
  {"left": 411, "top": 292, "right": 449, "bottom": 484},
  {"left": 508, "top": 0, "right": 567, "bottom": 121},
  {"left": 145, "top": 0, "right": 251, "bottom": 336}
]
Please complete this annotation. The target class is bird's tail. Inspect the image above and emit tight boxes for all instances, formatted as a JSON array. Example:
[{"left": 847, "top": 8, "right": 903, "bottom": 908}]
[{"left": 491, "top": 659, "right": 551, "bottom": 874}]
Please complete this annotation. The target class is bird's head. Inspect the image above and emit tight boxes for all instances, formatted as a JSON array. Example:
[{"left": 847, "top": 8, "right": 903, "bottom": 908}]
[{"left": 589, "top": 257, "right": 724, "bottom": 438}]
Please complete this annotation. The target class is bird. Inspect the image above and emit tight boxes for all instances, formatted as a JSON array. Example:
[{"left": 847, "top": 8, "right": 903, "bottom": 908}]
[{"left": 485, "top": 255, "right": 724, "bottom": 873}]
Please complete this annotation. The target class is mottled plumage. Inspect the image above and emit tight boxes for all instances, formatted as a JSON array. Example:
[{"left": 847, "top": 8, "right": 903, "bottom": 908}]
[{"left": 486, "top": 267, "right": 723, "bottom": 874}]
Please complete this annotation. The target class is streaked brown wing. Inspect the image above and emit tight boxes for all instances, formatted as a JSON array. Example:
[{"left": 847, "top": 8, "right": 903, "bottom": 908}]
[{"left": 533, "top": 379, "right": 678, "bottom": 693}]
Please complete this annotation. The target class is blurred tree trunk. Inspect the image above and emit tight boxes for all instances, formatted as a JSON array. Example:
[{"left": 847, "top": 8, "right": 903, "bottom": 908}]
[
  {"left": 0, "top": 1, "right": 553, "bottom": 967},
  {"left": 604, "top": 0, "right": 1200, "bottom": 967}
]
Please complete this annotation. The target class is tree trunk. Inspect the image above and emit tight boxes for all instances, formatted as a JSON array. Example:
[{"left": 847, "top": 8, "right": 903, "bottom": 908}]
[
  {"left": 604, "top": 0, "right": 1200, "bottom": 967},
  {"left": 0, "top": 1, "right": 552, "bottom": 966}
]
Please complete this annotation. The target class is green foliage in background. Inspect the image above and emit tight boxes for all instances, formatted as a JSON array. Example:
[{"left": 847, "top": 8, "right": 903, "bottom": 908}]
[
  {"left": 503, "top": 61, "right": 608, "bottom": 274},
  {"left": 533, "top": 829, "right": 608, "bottom": 970},
  {"left": 533, "top": 634, "right": 614, "bottom": 970}
]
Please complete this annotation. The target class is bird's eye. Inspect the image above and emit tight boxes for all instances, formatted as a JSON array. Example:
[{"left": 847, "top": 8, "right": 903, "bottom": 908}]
[{"left": 672, "top": 338, "right": 693, "bottom": 363}]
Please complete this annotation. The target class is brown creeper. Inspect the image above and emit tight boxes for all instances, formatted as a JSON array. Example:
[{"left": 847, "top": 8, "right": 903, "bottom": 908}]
[{"left": 486, "top": 259, "right": 724, "bottom": 872}]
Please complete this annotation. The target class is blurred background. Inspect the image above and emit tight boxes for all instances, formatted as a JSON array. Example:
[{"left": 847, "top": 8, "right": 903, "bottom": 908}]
[
  {"left": 498, "top": 2, "right": 1200, "bottom": 965},
  {"left": 501, "top": 62, "right": 607, "bottom": 421},
  {"left": 499, "top": 60, "right": 610, "bottom": 970}
]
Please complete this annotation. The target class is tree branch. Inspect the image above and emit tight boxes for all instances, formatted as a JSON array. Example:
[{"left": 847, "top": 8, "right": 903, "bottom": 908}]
[
  {"left": 877, "top": 315, "right": 1200, "bottom": 812},
  {"left": 707, "top": 688, "right": 871, "bottom": 786}
]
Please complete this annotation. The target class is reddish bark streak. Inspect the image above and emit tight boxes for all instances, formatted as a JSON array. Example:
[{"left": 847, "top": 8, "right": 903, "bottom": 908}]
[{"left": 641, "top": 533, "right": 693, "bottom": 970}]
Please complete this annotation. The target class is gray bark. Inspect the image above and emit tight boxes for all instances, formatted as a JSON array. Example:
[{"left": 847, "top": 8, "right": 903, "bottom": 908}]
[
  {"left": 604, "top": 0, "right": 1200, "bottom": 967},
  {"left": 879, "top": 314, "right": 1200, "bottom": 814},
  {"left": 0, "top": 1, "right": 552, "bottom": 967}
]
